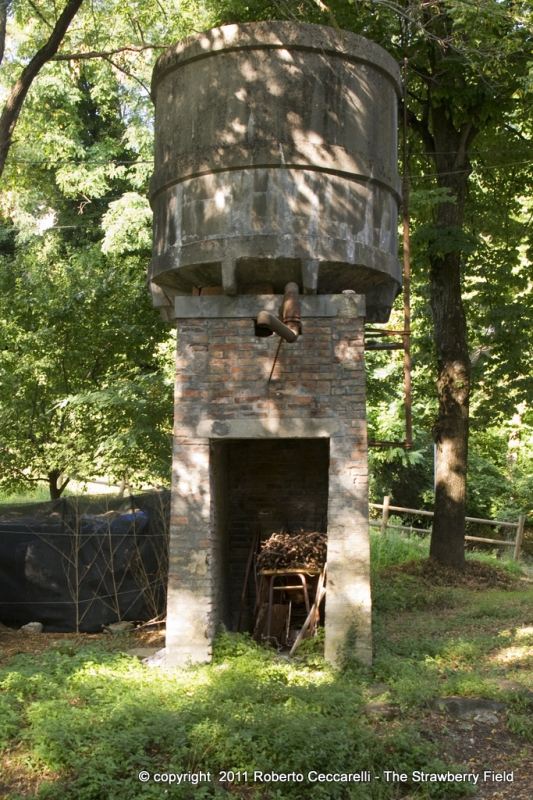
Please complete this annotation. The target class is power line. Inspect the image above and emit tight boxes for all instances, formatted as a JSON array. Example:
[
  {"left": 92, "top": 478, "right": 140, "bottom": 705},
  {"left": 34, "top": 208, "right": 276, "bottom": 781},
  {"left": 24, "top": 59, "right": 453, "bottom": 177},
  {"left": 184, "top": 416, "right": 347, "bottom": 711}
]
[{"left": 410, "top": 157, "right": 533, "bottom": 180}]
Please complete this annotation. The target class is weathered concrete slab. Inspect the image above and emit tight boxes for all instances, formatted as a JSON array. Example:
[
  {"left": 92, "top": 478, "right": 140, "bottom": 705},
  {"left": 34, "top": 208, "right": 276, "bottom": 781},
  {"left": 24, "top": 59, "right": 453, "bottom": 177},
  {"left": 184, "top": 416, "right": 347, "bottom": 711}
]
[
  {"left": 173, "top": 293, "right": 365, "bottom": 320},
  {"left": 196, "top": 418, "right": 339, "bottom": 439}
]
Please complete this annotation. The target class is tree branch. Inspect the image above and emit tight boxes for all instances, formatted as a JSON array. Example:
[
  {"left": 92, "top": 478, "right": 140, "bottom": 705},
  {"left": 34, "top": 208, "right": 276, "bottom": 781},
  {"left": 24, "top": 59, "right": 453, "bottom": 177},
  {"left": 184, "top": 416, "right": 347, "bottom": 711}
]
[
  {"left": 406, "top": 106, "right": 436, "bottom": 158},
  {"left": 504, "top": 123, "right": 530, "bottom": 143},
  {"left": 27, "top": 0, "right": 54, "bottom": 30},
  {"left": 8, "top": 464, "right": 43, "bottom": 484},
  {"left": 0, "top": 0, "right": 11, "bottom": 67},
  {"left": 0, "top": 0, "right": 85, "bottom": 180},
  {"left": 454, "top": 122, "right": 475, "bottom": 170},
  {"left": 102, "top": 56, "right": 150, "bottom": 94},
  {"left": 51, "top": 43, "right": 168, "bottom": 61}
]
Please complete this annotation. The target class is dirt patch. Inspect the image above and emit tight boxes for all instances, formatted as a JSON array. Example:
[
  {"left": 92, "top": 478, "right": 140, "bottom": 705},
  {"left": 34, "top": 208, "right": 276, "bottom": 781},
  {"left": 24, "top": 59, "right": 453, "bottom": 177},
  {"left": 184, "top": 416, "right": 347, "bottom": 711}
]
[
  {"left": 381, "top": 558, "right": 518, "bottom": 590},
  {"left": 419, "top": 712, "right": 533, "bottom": 798},
  {"left": 0, "top": 626, "right": 165, "bottom": 665},
  {"left": 0, "top": 742, "right": 61, "bottom": 800}
]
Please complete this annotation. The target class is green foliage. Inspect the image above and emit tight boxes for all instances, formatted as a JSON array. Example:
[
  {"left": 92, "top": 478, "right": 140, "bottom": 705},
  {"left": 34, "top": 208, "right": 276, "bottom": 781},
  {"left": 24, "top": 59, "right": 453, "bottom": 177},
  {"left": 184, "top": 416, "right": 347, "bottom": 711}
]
[
  {"left": 0, "top": 636, "right": 478, "bottom": 800},
  {"left": 101, "top": 193, "right": 152, "bottom": 256},
  {"left": 373, "top": 572, "right": 459, "bottom": 614},
  {"left": 370, "top": 530, "right": 429, "bottom": 574},
  {"left": 0, "top": 48, "right": 179, "bottom": 497},
  {"left": 3, "top": 551, "right": 532, "bottom": 798},
  {"left": 373, "top": 574, "right": 533, "bottom": 712},
  {"left": 412, "top": 224, "right": 478, "bottom": 260},
  {"left": 0, "top": 232, "right": 174, "bottom": 494},
  {"left": 371, "top": 531, "right": 458, "bottom": 612}
]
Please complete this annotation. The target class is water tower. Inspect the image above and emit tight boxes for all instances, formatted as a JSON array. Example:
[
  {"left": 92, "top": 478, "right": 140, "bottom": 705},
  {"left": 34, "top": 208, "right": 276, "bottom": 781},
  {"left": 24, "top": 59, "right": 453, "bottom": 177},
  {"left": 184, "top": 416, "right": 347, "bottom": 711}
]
[{"left": 149, "top": 22, "right": 401, "bottom": 666}]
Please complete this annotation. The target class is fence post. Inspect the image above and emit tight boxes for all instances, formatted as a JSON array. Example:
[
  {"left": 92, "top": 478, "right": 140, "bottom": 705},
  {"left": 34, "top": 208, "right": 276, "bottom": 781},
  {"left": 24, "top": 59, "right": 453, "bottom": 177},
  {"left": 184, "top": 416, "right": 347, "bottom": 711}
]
[
  {"left": 514, "top": 514, "right": 526, "bottom": 561},
  {"left": 381, "top": 496, "right": 390, "bottom": 536}
]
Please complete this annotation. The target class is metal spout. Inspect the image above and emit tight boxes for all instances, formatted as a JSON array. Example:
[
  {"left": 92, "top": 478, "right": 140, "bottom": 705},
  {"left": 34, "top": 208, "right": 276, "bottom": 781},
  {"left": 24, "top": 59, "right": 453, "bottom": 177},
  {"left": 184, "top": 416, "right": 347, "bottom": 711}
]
[{"left": 256, "top": 311, "right": 298, "bottom": 343}]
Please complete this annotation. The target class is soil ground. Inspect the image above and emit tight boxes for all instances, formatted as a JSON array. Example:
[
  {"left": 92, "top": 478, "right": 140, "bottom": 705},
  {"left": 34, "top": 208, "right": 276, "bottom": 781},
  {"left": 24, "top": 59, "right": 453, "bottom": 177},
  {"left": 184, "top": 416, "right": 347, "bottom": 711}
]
[{"left": 0, "top": 624, "right": 165, "bottom": 665}]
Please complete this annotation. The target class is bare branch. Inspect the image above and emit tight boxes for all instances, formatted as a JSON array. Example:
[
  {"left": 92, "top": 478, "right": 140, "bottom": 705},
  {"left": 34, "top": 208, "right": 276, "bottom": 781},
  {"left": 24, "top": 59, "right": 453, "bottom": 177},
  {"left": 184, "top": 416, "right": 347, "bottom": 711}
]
[
  {"left": 51, "top": 43, "right": 168, "bottom": 61},
  {"left": 102, "top": 55, "right": 150, "bottom": 94}
]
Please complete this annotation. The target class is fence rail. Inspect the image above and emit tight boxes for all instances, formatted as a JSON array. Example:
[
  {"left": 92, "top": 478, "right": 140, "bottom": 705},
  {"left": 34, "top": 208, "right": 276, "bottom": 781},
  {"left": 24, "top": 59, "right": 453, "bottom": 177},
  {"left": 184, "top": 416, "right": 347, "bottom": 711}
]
[{"left": 369, "top": 496, "right": 526, "bottom": 561}]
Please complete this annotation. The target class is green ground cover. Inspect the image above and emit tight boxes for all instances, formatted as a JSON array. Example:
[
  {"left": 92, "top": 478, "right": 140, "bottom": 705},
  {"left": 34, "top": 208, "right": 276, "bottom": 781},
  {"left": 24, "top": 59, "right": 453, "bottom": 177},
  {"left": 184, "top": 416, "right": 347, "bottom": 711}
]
[{"left": 1, "top": 533, "right": 532, "bottom": 799}]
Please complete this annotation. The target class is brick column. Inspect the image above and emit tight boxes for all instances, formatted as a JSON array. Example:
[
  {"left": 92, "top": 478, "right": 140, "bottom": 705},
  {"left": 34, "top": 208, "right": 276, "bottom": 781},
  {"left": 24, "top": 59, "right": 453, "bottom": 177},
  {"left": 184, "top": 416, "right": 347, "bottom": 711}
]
[
  {"left": 324, "top": 317, "right": 371, "bottom": 665},
  {"left": 166, "top": 437, "right": 213, "bottom": 665}
]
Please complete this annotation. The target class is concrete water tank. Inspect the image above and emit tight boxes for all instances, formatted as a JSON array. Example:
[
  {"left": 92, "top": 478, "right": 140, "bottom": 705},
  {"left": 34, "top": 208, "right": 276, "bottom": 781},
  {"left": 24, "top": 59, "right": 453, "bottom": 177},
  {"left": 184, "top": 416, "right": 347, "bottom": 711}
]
[{"left": 149, "top": 22, "right": 402, "bottom": 322}]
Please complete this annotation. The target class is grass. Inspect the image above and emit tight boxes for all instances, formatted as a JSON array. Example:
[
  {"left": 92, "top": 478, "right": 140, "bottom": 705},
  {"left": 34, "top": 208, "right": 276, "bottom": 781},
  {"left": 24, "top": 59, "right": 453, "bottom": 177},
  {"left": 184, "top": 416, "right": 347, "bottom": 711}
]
[
  {"left": 370, "top": 527, "right": 430, "bottom": 572},
  {"left": 0, "top": 486, "right": 58, "bottom": 506},
  {"left": 1, "top": 532, "right": 532, "bottom": 799}
]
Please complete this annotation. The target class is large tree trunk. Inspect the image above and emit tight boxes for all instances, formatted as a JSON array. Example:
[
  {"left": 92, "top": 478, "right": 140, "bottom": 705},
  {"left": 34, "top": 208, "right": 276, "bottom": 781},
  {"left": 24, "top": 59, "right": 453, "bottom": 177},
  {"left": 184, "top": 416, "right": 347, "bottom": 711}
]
[
  {"left": 428, "top": 109, "right": 475, "bottom": 571},
  {"left": 0, "top": 0, "right": 84, "bottom": 180}
]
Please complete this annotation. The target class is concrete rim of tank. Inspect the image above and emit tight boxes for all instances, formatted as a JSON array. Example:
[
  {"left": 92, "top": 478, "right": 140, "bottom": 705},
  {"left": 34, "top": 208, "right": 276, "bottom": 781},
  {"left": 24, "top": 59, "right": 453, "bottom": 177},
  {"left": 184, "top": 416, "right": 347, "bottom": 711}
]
[{"left": 151, "top": 21, "right": 402, "bottom": 98}]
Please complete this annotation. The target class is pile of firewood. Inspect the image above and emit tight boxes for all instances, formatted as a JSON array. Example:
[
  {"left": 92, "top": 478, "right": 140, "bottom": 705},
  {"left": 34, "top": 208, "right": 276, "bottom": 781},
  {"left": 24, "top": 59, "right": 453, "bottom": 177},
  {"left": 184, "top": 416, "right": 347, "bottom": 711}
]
[{"left": 256, "top": 531, "right": 327, "bottom": 572}]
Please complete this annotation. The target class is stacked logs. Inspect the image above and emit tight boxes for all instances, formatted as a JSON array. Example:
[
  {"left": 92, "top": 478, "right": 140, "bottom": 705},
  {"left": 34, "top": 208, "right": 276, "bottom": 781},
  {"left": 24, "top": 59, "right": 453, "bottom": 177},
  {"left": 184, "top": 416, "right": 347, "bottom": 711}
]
[{"left": 256, "top": 531, "right": 327, "bottom": 572}]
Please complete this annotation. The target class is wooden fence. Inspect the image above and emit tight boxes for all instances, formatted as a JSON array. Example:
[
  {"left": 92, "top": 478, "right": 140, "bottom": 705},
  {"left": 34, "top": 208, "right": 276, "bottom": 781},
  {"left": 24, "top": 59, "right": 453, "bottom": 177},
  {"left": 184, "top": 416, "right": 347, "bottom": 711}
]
[{"left": 369, "top": 496, "right": 526, "bottom": 561}]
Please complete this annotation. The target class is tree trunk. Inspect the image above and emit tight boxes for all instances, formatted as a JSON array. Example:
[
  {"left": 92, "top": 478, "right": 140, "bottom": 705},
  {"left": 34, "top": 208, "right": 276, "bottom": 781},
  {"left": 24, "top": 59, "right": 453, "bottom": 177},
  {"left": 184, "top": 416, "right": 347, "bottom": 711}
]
[
  {"left": 0, "top": 0, "right": 84, "bottom": 179},
  {"left": 48, "top": 470, "right": 69, "bottom": 500},
  {"left": 428, "top": 109, "right": 475, "bottom": 571}
]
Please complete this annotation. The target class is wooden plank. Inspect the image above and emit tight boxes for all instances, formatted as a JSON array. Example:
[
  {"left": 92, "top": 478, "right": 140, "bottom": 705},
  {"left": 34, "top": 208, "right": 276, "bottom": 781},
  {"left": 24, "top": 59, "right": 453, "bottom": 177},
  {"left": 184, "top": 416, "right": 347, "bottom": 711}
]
[
  {"left": 369, "top": 524, "right": 516, "bottom": 545},
  {"left": 259, "top": 568, "right": 321, "bottom": 575},
  {"left": 370, "top": 503, "right": 434, "bottom": 517},
  {"left": 514, "top": 515, "right": 526, "bottom": 561},
  {"left": 381, "top": 495, "right": 390, "bottom": 535},
  {"left": 237, "top": 526, "right": 261, "bottom": 632},
  {"left": 465, "top": 516, "right": 518, "bottom": 528},
  {"left": 289, "top": 565, "right": 326, "bottom": 656},
  {"left": 369, "top": 522, "right": 431, "bottom": 534},
  {"left": 369, "top": 503, "right": 519, "bottom": 528},
  {"left": 465, "top": 535, "right": 515, "bottom": 546}
]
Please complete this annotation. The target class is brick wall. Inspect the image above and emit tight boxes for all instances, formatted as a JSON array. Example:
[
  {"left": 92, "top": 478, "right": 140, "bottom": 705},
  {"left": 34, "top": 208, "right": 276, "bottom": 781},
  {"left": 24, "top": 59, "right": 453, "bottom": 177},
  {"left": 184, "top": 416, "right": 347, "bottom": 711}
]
[
  {"left": 167, "top": 302, "right": 371, "bottom": 667},
  {"left": 220, "top": 438, "right": 329, "bottom": 630}
]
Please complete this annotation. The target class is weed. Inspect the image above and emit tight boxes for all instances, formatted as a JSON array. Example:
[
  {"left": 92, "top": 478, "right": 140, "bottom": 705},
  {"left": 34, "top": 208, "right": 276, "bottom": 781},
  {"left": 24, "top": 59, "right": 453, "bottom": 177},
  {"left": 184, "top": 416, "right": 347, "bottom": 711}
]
[
  {"left": 2, "top": 540, "right": 532, "bottom": 799},
  {"left": 1, "top": 637, "right": 473, "bottom": 799},
  {"left": 370, "top": 530, "right": 429, "bottom": 574}
]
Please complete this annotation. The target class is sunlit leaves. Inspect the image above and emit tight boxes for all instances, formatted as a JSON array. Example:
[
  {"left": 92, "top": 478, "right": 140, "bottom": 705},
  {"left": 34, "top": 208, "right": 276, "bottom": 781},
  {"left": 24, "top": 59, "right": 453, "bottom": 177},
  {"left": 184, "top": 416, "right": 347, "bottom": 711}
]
[{"left": 101, "top": 192, "right": 152, "bottom": 255}]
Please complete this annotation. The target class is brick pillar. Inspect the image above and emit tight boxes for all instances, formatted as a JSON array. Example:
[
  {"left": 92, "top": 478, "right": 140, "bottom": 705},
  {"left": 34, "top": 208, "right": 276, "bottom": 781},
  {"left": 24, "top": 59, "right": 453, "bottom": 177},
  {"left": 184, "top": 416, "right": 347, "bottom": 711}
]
[
  {"left": 166, "top": 437, "right": 213, "bottom": 666},
  {"left": 325, "top": 432, "right": 371, "bottom": 665}
]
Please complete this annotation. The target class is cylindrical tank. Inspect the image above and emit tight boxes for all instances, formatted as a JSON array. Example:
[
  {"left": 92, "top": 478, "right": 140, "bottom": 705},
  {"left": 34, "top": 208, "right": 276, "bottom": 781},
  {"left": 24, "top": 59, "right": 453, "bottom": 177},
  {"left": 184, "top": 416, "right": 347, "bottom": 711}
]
[{"left": 149, "top": 22, "right": 402, "bottom": 322}]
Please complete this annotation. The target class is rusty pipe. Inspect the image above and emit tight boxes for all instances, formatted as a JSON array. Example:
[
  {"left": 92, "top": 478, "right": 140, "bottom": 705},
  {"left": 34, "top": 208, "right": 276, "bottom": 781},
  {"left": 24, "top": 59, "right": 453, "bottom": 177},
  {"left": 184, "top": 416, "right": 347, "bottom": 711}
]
[
  {"left": 255, "top": 282, "right": 301, "bottom": 342},
  {"left": 281, "top": 281, "right": 301, "bottom": 337},
  {"left": 256, "top": 311, "right": 298, "bottom": 342}
]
